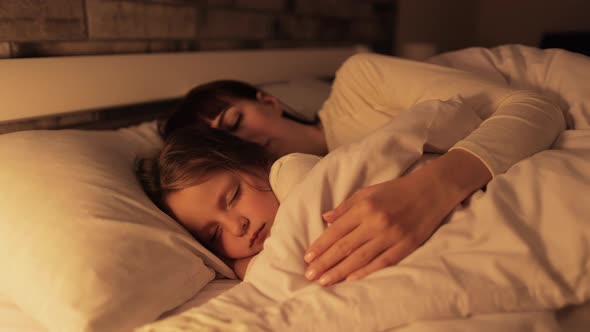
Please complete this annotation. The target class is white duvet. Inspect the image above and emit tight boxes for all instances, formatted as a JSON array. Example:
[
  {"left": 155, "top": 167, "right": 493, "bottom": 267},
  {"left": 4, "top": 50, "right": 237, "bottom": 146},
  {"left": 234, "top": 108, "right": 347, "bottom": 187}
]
[{"left": 137, "top": 45, "right": 590, "bottom": 331}]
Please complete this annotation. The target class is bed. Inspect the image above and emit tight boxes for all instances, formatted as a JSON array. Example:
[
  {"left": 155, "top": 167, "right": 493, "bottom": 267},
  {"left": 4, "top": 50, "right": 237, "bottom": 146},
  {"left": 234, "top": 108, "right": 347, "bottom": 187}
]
[{"left": 0, "top": 45, "right": 589, "bottom": 332}]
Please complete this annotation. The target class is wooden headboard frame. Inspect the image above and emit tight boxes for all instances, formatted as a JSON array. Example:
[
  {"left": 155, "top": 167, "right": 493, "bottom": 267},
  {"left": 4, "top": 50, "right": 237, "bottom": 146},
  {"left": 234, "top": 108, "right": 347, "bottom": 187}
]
[{"left": 0, "top": 47, "right": 359, "bottom": 125}]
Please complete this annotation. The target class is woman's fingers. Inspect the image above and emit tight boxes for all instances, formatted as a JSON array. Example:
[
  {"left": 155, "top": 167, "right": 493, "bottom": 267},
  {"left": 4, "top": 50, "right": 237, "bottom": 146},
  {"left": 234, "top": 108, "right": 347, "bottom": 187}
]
[
  {"left": 321, "top": 191, "right": 359, "bottom": 223},
  {"left": 304, "top": 195, "right": 363, "bottom": 264},
  {"left": 313, "top": 236, "right": 417, "bottom": 286},
  {"left": 304, "top": 212, "right": 357, "bottom": 264},
  {"left": 346, "top": 238, "right": 416, "bottom": 282},
  {"left": 312, "top": 236, "right": 391, "bottom": 286},
  {"left": 304, "top": 224, "right": 371, "bottom": 281}
]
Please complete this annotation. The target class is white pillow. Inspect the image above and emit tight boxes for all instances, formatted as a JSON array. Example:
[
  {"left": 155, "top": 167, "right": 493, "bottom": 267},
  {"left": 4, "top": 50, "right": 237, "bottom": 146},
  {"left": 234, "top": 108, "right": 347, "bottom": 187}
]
[{"left": 0, "top": 121, "right": 234, "bottom": 332}]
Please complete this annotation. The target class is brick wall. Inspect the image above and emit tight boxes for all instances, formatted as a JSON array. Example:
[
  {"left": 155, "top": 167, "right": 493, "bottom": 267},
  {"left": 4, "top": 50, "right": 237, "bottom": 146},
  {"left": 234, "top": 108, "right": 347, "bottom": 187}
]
[
  {"left": 0, "top": 0, "right": 396, "bottom": 58},
  {"left": 0, "top": 0, "right": 396, "bottom": 133}
]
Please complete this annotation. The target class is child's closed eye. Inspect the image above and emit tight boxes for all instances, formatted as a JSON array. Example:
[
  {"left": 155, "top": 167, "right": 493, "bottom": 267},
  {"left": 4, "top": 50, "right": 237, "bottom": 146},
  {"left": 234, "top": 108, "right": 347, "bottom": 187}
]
[{"left": 228, "top": 184, "right": 241, "bottom": 207}]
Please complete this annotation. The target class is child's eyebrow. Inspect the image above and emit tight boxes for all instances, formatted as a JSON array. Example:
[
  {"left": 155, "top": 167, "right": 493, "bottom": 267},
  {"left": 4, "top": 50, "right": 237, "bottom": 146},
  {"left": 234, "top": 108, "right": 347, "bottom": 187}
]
[
  {"left": 215, "top": 182, "right": 226, "bottom": 211},
  {"left": 197, "top": 179, "right": 230, "bottom": 241},
  {"left": 209, "top": 175, "right": 237, "bottom": 222}
]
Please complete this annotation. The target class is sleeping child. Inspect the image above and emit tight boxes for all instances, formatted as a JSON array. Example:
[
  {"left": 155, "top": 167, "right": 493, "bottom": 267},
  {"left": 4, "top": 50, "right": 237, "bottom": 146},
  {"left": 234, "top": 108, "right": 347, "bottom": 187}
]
[{"left": 136, "top": 125, "right": 320, "bottom": 279}]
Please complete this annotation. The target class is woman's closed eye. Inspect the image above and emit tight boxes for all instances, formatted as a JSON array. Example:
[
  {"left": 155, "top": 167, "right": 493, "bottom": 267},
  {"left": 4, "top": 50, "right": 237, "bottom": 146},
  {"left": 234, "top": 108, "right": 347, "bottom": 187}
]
[{"left": 225, "top": 113, "right": 242, "bottom": 132}]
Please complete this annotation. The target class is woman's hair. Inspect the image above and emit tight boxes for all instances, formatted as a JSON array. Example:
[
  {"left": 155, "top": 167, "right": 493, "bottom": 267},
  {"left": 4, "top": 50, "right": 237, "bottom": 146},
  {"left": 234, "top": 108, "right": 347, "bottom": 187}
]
[
  {"left": 136, "top": 125, "right": 273, "bottom": 216},
  {"left": 158, "top": 80, "right": 260, "bottom": 140}
]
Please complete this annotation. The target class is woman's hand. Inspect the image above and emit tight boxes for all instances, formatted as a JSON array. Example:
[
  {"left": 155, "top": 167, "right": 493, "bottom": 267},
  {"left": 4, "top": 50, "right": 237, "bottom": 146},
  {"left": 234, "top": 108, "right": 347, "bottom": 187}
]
[{"left": 303, "top": 149, "right": 492, "bottom": 286}]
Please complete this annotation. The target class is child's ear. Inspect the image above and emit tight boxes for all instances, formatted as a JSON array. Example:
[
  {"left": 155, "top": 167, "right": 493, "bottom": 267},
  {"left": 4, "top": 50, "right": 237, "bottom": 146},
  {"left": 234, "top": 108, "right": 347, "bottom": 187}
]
[{"left": 256, "top": 91, "right": 281, "bottom": 110}]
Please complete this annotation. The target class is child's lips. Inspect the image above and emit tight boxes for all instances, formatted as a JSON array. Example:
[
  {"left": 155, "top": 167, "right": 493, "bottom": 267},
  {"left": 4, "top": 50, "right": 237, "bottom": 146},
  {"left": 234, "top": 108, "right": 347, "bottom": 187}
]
[{"left": 249, "top": 223, "right": 266, "bottom": 248}]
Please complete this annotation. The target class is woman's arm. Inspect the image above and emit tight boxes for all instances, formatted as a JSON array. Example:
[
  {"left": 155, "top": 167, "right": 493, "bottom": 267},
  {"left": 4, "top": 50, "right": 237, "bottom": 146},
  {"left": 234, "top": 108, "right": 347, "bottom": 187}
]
[
  {"left": 319, "top": 53, "right": 566, "bottom": 159},
  {"left": 306, "top": 53, "right": 566, "bottom": 286}
]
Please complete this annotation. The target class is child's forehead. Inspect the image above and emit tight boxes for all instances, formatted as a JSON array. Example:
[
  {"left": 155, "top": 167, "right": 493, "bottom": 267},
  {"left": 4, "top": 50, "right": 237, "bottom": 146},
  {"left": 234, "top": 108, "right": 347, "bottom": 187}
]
[
  {"left": 190, "top": 169, "right": 270, "bottom": 197},
  {"left": 166, "top": 172, "right": 238, "bottom": 223},
  {"left": 200, "top": 170, "right": 238, "bottom": 187},
  {"left": 176, "top": 171, "right": 236, "bottom": 202}
]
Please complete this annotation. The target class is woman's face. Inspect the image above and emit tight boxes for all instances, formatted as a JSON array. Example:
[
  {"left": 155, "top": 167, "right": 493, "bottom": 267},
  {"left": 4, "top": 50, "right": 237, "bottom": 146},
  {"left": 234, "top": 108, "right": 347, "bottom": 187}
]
[
  {"left": 165, "top": 171, "right": 279, "bottom": 259},
  {"left": 209, "top": 93, "right": 326, "bottom": 157}
]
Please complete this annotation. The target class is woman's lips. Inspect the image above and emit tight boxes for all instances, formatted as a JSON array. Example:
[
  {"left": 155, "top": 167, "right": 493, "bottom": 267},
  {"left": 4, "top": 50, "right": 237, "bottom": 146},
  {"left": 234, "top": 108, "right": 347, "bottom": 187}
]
[{"left": 249, "top": 223, "right": 266, "bottom": 247}]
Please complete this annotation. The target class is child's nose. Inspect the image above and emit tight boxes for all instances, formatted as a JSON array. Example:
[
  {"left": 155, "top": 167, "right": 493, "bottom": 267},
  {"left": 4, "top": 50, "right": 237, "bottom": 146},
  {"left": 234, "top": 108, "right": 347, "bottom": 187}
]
[{"left": 229, "top": 216, "right": 249, "bottom": 237}]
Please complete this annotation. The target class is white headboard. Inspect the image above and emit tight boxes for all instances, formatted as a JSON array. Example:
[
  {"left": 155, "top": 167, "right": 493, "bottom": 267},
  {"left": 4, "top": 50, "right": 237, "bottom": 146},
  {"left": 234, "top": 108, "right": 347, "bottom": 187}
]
[{"left": 0, "top": 47, "right": 359, "bottom": 124}]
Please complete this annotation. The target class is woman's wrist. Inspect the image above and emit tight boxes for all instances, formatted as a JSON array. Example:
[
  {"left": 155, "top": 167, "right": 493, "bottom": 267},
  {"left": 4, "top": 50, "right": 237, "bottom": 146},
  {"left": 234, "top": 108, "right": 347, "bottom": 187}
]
[{"left": 427, "top": 149, "right": 492, "bottom": 205}]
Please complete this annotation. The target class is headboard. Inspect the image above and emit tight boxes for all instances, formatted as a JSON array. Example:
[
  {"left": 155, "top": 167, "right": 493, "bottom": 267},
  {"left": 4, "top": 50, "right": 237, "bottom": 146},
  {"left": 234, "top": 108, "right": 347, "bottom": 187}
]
[{"left": 0, "top": 46, "right": 360, "bottom": 132}]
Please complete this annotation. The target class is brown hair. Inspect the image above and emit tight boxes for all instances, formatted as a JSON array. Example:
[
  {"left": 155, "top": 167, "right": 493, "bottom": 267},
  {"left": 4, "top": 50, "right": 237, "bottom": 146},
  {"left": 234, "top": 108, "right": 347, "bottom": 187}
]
[
  {"left": 136, "top": 125, "right": 273, "bottom": 216},
  {"left": 158, "top": 80, "right": 260, "bottom": 140}
]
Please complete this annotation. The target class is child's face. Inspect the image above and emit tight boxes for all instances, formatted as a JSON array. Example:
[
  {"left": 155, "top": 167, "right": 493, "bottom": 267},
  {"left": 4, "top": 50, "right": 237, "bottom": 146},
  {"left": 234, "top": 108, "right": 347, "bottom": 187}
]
[{"left": 165, "top": 171, "right": 278, "bottom": 260}]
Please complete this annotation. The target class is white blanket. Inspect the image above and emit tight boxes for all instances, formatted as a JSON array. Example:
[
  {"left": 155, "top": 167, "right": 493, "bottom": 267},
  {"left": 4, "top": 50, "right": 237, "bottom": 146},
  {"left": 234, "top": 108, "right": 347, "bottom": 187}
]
[{"left": 136, "top": 91, "right": 590, "bottom": 331}]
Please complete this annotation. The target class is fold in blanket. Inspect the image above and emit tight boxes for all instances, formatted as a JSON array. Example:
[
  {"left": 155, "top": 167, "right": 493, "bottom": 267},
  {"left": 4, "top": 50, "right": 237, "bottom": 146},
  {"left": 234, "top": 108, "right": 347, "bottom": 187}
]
[{"left": 137, "top": 98, "right": 590, "bottom": 332}]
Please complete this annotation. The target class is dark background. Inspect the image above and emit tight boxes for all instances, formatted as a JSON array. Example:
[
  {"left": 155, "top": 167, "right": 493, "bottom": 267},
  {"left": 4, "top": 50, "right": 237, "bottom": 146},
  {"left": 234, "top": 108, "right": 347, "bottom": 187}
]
[
  {"left": 1, "top": 0, "right": 588, "bottom": 133},
  {"left": 1, "top": 0, "right": 589, "bottom": 59}
]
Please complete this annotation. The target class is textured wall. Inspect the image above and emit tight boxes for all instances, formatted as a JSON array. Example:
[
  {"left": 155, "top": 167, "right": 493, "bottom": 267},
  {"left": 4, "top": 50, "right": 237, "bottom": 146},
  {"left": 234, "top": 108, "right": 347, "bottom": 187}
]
[
  {"left": 0, "top": 0, "right": 396, "bottom": 58},
  {"left": 0, "top": 0, "right": 396, "bottom": 133},
  {"left": 395, "top": 0, "right": 590, "bottom": 56}
]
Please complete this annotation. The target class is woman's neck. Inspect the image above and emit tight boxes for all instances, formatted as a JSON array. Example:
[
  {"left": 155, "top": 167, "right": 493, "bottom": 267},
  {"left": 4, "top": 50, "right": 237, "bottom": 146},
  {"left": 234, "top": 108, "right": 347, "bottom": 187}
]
[{"left": 303, "top": 121, "right": 328, "bottom": 156}]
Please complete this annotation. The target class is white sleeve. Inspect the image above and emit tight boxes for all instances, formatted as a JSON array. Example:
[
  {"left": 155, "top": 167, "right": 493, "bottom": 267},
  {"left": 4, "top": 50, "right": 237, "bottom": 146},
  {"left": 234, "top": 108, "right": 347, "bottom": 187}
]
[
  {"left": 319, "top": 53, "right": 566, "bottom": 176},
  {"left": 449, "top": 90, "right": 565, "bottom": 176}
]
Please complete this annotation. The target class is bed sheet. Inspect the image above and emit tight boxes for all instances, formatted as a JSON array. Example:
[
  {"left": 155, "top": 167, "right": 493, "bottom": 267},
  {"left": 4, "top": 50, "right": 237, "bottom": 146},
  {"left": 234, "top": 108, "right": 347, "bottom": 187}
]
[
  {"left": 0, "top": 294, "right": 46, "bottom": 332},
  {"left": 144, "top": 299, "right": 590, "bottom": 332},
  {"left": 1, "top": 259, "right": 585, "bottom": 331},
  {"left": 557, "top": 300, "right": 590, "bottom": 332},
  {"left": 159, "top": 279, "right": 240, "bottom": 319}
]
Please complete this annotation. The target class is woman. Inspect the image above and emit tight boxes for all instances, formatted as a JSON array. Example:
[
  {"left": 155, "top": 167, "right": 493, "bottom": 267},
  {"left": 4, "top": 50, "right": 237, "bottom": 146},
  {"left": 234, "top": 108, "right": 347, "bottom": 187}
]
[{"left": 158, "top": 53, "right": 566, "bottom": 286}]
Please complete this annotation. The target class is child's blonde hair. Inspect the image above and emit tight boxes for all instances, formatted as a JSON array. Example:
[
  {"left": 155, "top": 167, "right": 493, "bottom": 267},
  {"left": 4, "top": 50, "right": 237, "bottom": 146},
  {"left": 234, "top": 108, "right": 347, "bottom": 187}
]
[{"left": 136, "top": 125, "right": 273, "bottom": 217}]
